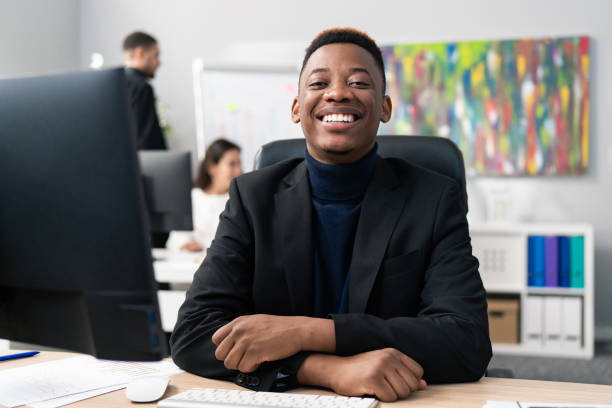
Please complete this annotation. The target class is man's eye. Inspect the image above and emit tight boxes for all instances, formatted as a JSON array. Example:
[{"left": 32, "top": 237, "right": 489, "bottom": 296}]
[
  {"left": 349, "top": 81, "right": 369, "bottom": 88},
  {"left": 308, "top": 81, "right": 326, "bottom": 88}
]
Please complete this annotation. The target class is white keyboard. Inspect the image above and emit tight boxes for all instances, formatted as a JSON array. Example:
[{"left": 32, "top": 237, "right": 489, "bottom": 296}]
[{"left": 157, "top": 388, "right": 378, "bottom": 408}]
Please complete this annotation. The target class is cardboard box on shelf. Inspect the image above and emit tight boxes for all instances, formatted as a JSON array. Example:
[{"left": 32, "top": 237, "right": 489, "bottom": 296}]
[{"left": 488, "top": 297, "right": 520, "bottom": 344}]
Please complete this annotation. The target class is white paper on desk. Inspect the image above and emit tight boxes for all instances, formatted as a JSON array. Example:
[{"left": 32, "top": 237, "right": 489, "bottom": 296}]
[
  {"left": 27, "top": 361, "right": 182, "bottom": 408},
  {"left": 484, "top": 401, "right": 612, "bottom": 408},
  {"left": 0, "top": 355, "right": 181, "bottom": 408},
  {"left": 28, "top": 384, "right": 124, "bottom": 408}
]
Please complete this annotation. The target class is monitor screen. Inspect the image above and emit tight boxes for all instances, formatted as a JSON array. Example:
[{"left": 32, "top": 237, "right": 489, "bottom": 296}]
[
  {"left": 0, "top": 68, "right": 167, "bottom": 361},
  {"left": 139, "top": 151, "right": 193, "bottom": 233}
]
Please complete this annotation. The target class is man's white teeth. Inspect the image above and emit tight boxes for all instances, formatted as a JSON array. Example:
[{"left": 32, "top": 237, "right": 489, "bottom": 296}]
[{"left": 322, "top": 114, "right": 355, "bottom": 123}]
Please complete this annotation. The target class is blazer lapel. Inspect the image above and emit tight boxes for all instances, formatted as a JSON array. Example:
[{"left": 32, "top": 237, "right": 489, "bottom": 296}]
[
  {"left": 274, "top": 161, "right": 314, "bottom": 316},
  {"left": 348, "top": 157, "right": 407, "bottom": 313}
]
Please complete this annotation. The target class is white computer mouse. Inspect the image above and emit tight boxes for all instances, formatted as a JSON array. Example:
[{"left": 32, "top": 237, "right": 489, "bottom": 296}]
[{"left": 125, "top": 375, "right": 170, "bottom": 402}]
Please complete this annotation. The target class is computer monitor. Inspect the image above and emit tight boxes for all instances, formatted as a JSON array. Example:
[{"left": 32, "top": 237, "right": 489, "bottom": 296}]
[
  {"left": 0, "top": 68, "right": 167, "bottom": 361},
  {"left": 139, "top": 151, "right": 193, "bottom": 233}
]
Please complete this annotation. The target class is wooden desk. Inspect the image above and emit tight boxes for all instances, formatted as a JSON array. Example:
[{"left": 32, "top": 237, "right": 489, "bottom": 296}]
[{"left": 3, "top": 351, "right": 612, "bottom": 407}]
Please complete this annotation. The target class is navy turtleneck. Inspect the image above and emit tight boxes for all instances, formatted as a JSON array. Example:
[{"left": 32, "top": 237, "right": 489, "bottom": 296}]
[{"left": 305, "top": 144, "right": 377, "bottom": 317}]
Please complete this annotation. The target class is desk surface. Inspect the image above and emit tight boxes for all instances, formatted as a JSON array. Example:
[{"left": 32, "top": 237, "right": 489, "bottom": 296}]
[{"left": 3, "top": 351, "right": 612, "bottom": 407}]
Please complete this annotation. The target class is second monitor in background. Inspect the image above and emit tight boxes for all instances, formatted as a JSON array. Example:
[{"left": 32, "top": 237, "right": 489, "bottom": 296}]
[{"left": 139, "top": 151, "right": 193, "bottom": 240}]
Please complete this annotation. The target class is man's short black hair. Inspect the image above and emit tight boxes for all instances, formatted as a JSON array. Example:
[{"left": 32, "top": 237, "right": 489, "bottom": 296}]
[
  {"left": 300, "top": 27, "right": 386, "bottom": 93},
  {"left": 122, "top": 31, "right": 157, "bottom": 52}
]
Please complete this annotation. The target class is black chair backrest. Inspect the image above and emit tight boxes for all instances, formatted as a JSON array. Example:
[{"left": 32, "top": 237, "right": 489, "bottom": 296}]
[{"left": 254, "top": 135, "right": 466, "bottom": 203}]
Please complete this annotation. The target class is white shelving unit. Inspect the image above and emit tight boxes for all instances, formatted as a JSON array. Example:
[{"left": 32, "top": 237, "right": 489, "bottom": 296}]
[{"left": 470, "top": 223, "right": 594, "bottom": 359}]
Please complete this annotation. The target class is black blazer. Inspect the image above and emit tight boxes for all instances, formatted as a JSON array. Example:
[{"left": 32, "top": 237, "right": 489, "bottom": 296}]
[
  {"left": 170, "top": 156, "right": 492, "bottom": 390},
  {"left": 125, "top": 68, "right": 166, "bottom": 150}
]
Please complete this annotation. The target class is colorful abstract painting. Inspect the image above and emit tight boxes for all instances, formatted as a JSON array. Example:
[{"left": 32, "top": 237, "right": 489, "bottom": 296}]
[{"left": 380, "top": 36, "right": 589, "bottom": 176}]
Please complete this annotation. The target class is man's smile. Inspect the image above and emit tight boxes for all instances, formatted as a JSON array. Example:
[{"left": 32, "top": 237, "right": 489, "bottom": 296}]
[
  {"left": 315, "top": 107, "right": 363, "bottom": 130},
  {"left": 322, "top": 113, "right": 356, "bottom": 123}
]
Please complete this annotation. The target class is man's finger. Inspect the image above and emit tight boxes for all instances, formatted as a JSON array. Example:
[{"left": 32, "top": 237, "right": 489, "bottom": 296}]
[
  {"left": 212, "top": 323, "right": 233, "bottom": 345},
  {"left": 396, "top": 352, "right": 424, "bottom": 379},
  {"left": 384, "top": 370, "right": 412, "bottom": 399},
  {"left": 224, "top": 343, "right": 246, "bottom": 370},
  {"left": 375, "top": 377, "right": 398, "bottom": 402},
  {"left": 237, "top": 351, "right": 259, "bottom": 373},
  {"left": 214, "top": 336, "right": 235, "bottom": 361},
  {"left": 393, "top": 366, "right": 419, "bottom": 392}
]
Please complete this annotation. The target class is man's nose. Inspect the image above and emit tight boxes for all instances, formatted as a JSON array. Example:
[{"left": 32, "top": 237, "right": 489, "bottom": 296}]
[{"left": 324, "top": 82, "right": 351, "bottom": 101}]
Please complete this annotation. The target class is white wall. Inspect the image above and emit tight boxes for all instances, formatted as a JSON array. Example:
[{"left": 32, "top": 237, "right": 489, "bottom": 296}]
[{"left": 0, "top": 0, "right": 79, "bottom": 78}]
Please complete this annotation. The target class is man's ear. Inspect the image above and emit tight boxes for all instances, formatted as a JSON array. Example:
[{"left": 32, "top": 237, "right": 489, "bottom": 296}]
[
  {"left": 291, "top": 97, "right": 301, "bottom": 123},
  {"left": 380, "top": 95, "right": 392, "bottom": 123},
  {"left": 133, "top": 46, "right": 145, "bottom": 59}
]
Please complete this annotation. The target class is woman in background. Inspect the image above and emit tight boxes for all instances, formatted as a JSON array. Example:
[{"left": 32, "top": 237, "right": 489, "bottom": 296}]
[{"left": 167, "top": 139, "right": 242, "bottom": 252}]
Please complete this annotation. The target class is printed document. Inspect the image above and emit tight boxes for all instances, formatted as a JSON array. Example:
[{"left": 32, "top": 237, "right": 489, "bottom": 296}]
[{"left": 0, "top": 355, "right": 181, "bottom": 407}]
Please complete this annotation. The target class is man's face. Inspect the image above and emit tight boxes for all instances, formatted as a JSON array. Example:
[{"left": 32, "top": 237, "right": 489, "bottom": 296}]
[
  {"left": 140, "top": 44, "right": 161, "bottom": 78},
  {"left": 291, "top": 43, "right": 391, "bottom": 164}
]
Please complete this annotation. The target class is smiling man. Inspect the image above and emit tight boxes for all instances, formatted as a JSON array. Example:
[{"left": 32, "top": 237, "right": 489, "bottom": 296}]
[
  {"left": 292, "top": 40, "right": 390, "bottom": 165},
  {"left": 170, "top": 28, "right": 492, "bottom": 402}
]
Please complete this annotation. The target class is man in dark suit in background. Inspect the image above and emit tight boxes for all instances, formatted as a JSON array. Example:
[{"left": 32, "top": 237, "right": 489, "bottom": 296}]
[
  {"left": 123, "top": 31, "right": 166, "bottom": 150},
  {"left": 171, "top": 27, "right": 491, "bottom": 402}
]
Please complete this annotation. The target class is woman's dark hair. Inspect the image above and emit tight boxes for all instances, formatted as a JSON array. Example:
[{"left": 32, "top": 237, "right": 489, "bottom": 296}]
[{"left": 194, "top": 139, "right": 241, "bottom": 190}]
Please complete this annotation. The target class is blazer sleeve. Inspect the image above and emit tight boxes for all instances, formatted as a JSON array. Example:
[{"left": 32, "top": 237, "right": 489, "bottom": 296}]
[
  {"left": 330, "top": 179, "right": 492, "bottom": 384},
  {"left": 169, "top": 179, "right": 308, "bottom": 391}
]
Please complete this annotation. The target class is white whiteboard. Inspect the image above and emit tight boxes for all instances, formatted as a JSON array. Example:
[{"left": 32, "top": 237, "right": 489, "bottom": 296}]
[{"left": 193, "top": 60, "right": 304, "bottom": 170}]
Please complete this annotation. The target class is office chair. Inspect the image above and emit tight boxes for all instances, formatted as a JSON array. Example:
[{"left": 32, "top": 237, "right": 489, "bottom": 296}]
[{"left": 254, "top": 135, "right": 467, "bottom": 206}]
